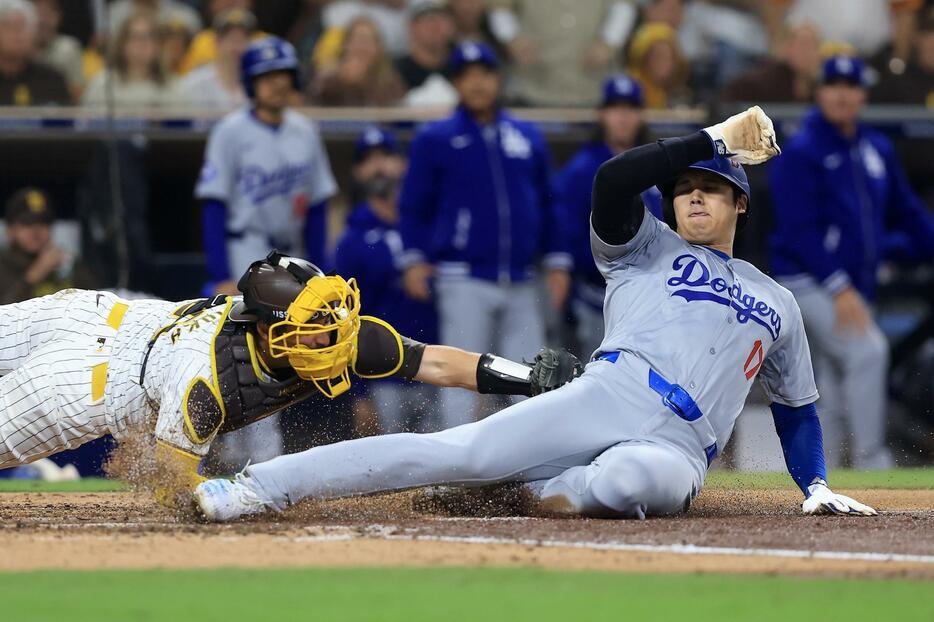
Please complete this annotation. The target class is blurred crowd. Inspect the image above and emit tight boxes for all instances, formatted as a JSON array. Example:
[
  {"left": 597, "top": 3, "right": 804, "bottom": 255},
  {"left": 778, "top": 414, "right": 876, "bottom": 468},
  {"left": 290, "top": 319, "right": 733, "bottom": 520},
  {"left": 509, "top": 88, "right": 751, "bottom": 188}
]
[{"left": 0, "top": 0, "right": 933, "bottom": 109}]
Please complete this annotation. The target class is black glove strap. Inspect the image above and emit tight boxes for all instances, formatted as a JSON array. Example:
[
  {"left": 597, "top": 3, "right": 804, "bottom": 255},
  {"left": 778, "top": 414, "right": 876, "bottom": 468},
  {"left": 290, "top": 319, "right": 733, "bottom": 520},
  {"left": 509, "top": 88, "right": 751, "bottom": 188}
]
[{"left": 476, "top": 353, "right": 533, "bottom": 397}]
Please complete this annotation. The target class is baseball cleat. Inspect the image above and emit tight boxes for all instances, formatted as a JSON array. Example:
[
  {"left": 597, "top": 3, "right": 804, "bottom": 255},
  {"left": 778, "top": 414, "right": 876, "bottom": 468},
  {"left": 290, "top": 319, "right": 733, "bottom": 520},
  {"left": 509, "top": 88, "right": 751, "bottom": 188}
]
[{"left": 194, "top": 475, "right": 269, "bottom": 522}]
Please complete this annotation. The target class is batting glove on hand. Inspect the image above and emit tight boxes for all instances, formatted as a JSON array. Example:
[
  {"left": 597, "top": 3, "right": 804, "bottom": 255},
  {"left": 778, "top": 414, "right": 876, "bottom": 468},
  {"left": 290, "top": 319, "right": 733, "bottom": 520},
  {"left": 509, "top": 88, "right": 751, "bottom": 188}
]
[
  {"left": 529, "top": 348, "right": 583, "bottom": 396},
  {"left": 801, "top": 479, "right": 877, "bottom": 516},
  {"left": 703, "top": 105, "right": 780, "bottom": 165}
]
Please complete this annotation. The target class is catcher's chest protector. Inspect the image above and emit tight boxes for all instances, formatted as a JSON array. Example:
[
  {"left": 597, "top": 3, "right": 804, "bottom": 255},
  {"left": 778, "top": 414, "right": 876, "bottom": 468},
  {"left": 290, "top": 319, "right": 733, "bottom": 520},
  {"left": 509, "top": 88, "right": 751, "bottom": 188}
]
[{"left": 214, "top": 322, "right": 318, "bottom": 434}]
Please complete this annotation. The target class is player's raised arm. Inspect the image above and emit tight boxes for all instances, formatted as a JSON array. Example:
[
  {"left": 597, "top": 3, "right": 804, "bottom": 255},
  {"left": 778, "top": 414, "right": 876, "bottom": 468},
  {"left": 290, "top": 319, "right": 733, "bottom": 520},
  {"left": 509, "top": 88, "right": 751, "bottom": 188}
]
[{"left": 591, "top": 106, "right": 779, "bottom": 246}]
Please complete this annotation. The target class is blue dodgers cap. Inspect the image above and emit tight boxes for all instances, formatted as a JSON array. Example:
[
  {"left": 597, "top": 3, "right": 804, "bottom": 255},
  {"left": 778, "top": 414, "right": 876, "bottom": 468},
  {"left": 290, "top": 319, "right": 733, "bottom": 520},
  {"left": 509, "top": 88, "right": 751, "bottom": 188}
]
[
  {"left": 601, "top": 74, "right": 644, "bottom": 108},
  {"left": 449, "top": 41, "right": 499, "bottom": 76},
  {"left": 353, "top": 126, "right": 400, "bottom": 162},
  {"left": 821, "top": 55, "right": 868, "bottom": 87}
]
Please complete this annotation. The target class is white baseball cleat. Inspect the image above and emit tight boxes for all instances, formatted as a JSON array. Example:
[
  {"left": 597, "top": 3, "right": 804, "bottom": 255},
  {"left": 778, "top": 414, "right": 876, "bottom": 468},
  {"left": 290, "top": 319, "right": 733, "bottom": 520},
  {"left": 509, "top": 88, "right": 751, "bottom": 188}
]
[{"left": 194, "top": 475, "right": 270, "bottom": 522}]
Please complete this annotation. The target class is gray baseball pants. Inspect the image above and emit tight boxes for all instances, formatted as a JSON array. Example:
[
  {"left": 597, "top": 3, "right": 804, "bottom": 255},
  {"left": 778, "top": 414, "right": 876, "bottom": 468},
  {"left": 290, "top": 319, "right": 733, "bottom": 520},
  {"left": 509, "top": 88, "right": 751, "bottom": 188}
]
[
  {"left": 246, "top": 361, "right": 706, "bottom": 519},
  {"left": 783, "top": 278, "right": 893, "bottom": 469},
  {"left": 434, "top": 277, "right": 545, "bottom": 429}
]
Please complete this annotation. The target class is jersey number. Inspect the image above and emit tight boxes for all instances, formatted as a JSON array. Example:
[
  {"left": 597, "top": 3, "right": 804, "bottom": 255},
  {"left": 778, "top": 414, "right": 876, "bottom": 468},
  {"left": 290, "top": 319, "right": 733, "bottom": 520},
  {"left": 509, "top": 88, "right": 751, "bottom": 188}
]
[{"left": 743, "top": 340, "right": 763, "bottom": 380}]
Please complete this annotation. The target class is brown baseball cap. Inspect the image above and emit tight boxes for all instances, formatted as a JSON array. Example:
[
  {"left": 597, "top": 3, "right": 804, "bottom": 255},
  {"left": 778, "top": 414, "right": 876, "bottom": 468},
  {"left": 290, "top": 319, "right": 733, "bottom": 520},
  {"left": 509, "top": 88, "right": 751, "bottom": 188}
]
[{"left": 5, "top": 188, "right": 54, "bottom": 225}]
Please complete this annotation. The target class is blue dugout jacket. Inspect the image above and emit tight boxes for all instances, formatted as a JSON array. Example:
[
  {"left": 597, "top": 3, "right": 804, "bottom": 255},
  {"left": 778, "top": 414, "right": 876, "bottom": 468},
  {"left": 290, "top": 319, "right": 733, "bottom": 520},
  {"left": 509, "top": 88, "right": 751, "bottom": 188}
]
[
  {"left": 399, "top": 106, "right": 571, "bottom": 283},
  {"left": 768, "top": 108, "right": 934, "bottom": 301},
  {"left": 555, "top": 141, "right": 662, "bottom": 310},
  {"left": 334, "top": 203, "right": 439, "bottom": 348}
]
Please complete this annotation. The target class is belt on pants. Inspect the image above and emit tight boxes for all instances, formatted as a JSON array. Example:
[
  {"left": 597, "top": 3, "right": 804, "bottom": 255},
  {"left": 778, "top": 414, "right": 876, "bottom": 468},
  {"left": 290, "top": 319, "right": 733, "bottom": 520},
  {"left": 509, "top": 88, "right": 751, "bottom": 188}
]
[{"left": 596, "top": 351, "right": 718, "bottom": 466}]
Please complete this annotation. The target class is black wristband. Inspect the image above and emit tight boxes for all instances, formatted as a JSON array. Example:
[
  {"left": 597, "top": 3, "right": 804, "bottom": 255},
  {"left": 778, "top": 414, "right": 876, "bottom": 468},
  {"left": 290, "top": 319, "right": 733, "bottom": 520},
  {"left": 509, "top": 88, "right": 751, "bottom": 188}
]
[{"left": 476, "top": 353, "right": 533, "bottom": 397}]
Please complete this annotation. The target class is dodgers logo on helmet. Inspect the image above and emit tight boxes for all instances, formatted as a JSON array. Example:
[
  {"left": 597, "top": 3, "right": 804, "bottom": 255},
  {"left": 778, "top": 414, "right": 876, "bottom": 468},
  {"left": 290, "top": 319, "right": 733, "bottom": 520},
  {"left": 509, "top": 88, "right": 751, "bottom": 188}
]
[{"left": 241, "top": 37, "right": 301, "bottom": 98}]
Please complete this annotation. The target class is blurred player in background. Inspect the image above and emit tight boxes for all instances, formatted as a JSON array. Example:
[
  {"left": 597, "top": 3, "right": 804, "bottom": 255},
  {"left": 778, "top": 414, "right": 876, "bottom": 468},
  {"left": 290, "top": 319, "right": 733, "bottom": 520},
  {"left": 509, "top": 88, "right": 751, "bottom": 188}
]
[
  {"left": 768, "top": 55, "right": 934, "bottom": 469},
  {"left": 554, "top": 75, "right": 661, "bottom": 360},
  {"left": 195, "top": 36, "right": 337, "bottom": 462},
  {"left": 0, "top": 188, "right": 96, "bottom": 305},
  {"left": 399, "top": 41, "right": 571, "bottom": 429},
  {"left": 334, "top": 127, "right": 441, "bottom": 434},
  {"left": 197, "top": 36, "right": 336, "bottom": 295}
]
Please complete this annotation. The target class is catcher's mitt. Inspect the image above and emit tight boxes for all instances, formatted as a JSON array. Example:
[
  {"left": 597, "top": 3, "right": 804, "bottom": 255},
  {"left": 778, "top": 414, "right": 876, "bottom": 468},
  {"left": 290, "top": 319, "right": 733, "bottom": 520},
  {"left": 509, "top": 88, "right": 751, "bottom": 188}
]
[{"left": 529, "top": 348, "right": 583, "bottom": 396}]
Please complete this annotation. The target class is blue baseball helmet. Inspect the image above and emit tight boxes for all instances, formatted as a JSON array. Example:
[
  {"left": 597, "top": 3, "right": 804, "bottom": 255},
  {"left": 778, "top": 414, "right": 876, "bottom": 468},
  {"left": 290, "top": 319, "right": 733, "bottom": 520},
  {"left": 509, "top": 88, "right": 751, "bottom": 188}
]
[
  {"left": 449, "top": 41, "right": 499, "bottom": 76},
  {"left": 659, "top": 156, "right": 751, "bottom": 231},
  {"left": 353, "top": 126, "right": 400, "bottom": 162},
  {"left": 601, "top": 74, "right": 644, "bottom": 108},
  {"left": 241, "top": 37, "right": 300, "bottom": 98},
  {"left": 820, "top": 54, "right": 868, "bottom": 88}
]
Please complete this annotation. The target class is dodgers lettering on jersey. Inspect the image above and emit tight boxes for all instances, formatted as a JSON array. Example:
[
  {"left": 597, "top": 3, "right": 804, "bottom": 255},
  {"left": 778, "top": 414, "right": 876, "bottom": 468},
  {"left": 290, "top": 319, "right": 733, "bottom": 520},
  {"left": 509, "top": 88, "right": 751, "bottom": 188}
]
[
  {"left": 196, "top": 108, "right": 337, "bottom": 275},
  {"left": 590, "top": 209, "right": 818, "bottom": 454}
]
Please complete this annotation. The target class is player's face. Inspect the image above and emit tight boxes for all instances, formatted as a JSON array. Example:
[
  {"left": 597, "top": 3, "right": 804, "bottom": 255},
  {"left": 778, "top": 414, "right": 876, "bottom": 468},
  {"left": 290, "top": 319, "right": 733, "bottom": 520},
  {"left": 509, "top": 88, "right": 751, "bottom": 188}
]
[
  {"left": 599, "top": 103, "right": 643, "bottom": 149},
  {"left": 816, "top": 82, "right": 865, "bottom": 128},
  {"left": 671, "top": 170, "right": 746, "bottom": 245},
  {"left": 7, "top": 222, "right": 52, "bottom": 255},
  {"left": 253, "top": 71, "right": 293, "bottom": 111},
  {"left": 454, "top": 65, "right": 500, "bottom": 114}
]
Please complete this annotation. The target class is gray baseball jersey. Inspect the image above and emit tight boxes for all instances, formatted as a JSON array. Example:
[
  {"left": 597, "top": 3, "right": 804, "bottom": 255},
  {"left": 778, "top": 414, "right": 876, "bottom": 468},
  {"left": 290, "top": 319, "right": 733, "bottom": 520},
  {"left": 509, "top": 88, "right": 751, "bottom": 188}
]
[
  {"left": 591, "top": 208, "right": 818, "bottom": 455},
  {"left": 195, "top": 108, "right": 337, "bottom": 278}
]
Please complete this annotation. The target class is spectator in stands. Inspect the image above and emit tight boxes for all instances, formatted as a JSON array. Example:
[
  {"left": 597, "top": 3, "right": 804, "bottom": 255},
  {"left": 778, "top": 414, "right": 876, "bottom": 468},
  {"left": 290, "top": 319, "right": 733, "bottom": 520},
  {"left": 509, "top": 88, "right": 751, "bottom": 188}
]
[
  {"left": 627, "top": 21, "right": 690, "bottom": 108},
  {"left": 108, "top": 0, "right": 201, "bottom": 37},
  {"left": 554, "top": 75, "right": 660, "bottom": 361},
  {"left": 722, "top": 21, "right": 821, "bottom": 104},
  {"left": 309, "top": 16, "right": 405, "bottom": 106},
  {"left": 873, "top": 7, "right": 934, "bottom": 106},
  {"left": 768, "top": 55, "right": 934, "bottom": 469},
  {"left": 0, "top": 0, "right": 70, "bottom": 105},
  {"left": 159, "top": 14, "right": 194, "bottom": 78},
  {"left": 334, "top": 127, "right": 441, "bottom": 433},
  {"left": 487, "top": 0, "right": 637, "bottom": 107},
  {"left": 319, "top": 0, "right": 411, "bottom": 56},
  {"left": 449, "top": 0, "right": 503, "bottom": 55},
  {"left": 763, "top": 0, "right": 919, "bottom": 68},
  {"left": 0, "top": 188, "right": 96, "bottom": 305},
  {"left": 399, "top": 42, "right": 571, "bottom": 428},
  {"left": 32, "top": 0, "right": 84, "bottom": 99},
  {"left": 396, "top": 1, "right": 455, "bottom": 89},
  {"left": 179, "top": 0, "right": 265, "bottom": 74},
  {"left": 678, "top": 0, "right": 770, "bottom": 98},
  {"left": 83, "top": 12, "right": 181, "bottom": 108},
  {"left": 177, "top": 8, "right": 253, "bottom": 110}
]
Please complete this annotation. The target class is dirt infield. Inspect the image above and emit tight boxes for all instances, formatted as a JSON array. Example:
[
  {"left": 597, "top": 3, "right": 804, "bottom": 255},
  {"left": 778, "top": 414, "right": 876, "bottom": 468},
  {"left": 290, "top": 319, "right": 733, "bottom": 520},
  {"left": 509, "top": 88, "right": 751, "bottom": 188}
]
[{"left": 2, "top": 488, "right": 932, "bottom": 579}]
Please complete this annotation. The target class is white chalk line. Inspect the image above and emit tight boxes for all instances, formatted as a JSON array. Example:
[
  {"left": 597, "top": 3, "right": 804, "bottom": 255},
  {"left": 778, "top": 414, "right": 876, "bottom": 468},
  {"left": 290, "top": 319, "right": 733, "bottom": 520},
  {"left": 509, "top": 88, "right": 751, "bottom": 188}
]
[{"left": 7, "top": 521, "right": 933, "bottom": 565}]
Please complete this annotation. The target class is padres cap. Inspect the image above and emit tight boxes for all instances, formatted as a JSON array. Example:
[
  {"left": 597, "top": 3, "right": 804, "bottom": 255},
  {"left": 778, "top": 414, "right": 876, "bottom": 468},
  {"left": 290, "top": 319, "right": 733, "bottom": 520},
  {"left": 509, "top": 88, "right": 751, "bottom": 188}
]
[
  {"left": 353, "top": 126, "right": 400, "bottom": 163},
  {"left": 449, "top": 41, "right": 499, "bottom": 76},
  {"left": 4, "top": 188, "right": 54, "bottom": 225},
  {"left": 601, "top": 74, "right": 644, "bottom": 108},
  {"left": 821, "top": 55, "right": 868, "bottom": 88}
]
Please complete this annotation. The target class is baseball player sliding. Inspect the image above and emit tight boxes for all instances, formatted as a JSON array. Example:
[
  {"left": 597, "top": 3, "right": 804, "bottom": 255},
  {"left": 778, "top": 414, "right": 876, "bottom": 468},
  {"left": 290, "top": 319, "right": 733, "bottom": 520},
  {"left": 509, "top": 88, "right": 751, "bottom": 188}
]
[
  {"left": 0, "top": 252, "right": 580, "bottom": 504},
  {"left": 196, "top": 107, "right": 877, "bottom": 522}
]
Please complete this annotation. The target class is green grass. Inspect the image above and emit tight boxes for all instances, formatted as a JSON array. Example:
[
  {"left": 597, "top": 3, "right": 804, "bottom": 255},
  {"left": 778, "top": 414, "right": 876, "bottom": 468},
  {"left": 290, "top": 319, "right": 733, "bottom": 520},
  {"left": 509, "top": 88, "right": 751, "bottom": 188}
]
[
  {"left": 1, "top": 567, "right": 930, "bottom": 622},
  {"left": 705, "top": 467, "right": 934, "bottom": 490},
  {"left": 1, "top": 468, "right": 930, "bottom": 494},
  {"left": 0, "top": 477, "right": 125, "bottom": 493}
]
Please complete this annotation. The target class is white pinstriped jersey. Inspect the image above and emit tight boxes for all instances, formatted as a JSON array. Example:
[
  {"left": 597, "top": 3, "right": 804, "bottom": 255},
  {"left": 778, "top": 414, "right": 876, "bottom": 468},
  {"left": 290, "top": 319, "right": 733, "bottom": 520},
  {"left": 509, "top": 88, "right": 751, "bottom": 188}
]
[{"left": 0, "top": 289, "right": 228, "bottom": 468}]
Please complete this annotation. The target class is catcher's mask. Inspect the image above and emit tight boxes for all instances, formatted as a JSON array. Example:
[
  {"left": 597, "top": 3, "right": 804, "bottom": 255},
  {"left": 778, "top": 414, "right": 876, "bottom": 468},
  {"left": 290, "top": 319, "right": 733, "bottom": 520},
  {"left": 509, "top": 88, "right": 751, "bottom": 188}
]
[{"left": 232, "top": 251, "right": 361, "bottom": 398}]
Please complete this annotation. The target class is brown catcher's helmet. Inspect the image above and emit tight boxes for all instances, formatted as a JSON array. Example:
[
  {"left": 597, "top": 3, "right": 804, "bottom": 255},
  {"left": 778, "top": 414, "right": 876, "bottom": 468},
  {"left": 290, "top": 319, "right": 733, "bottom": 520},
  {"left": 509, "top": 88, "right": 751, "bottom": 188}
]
[{"left": 231, "top": 251, "right": 361, "bottom": 398}]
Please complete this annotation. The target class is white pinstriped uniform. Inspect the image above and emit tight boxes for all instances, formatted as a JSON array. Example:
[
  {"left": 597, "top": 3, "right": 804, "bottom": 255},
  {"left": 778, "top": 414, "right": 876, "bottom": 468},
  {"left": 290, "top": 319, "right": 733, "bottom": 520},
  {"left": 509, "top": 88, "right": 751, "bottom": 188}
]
[{"left": 0, "top": 289, "right": 225, "bottom": 468}]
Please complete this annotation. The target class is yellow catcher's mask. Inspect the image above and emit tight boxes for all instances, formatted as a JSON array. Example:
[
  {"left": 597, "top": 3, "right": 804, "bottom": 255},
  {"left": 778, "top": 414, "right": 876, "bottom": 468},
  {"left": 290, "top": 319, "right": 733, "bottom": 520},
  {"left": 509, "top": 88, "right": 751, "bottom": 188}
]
[{"left": 266, "top": 275, "right": 361, "bottom": 398}]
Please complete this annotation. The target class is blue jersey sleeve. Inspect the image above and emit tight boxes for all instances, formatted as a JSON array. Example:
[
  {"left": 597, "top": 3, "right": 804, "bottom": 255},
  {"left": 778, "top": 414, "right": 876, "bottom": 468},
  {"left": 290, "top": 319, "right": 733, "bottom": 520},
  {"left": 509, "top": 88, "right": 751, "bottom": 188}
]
[
  {"left": 398, "top": 129, "right": 442, "bottom": 266},
  {"left": 303, "top": 200, "right": 329, "bottom": 268},
  {"left": 770, "top": 401, "right": 827, "bottom": 494},
  {"left": 202, "top": 199, "right": 230, "bottom": 282}
]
